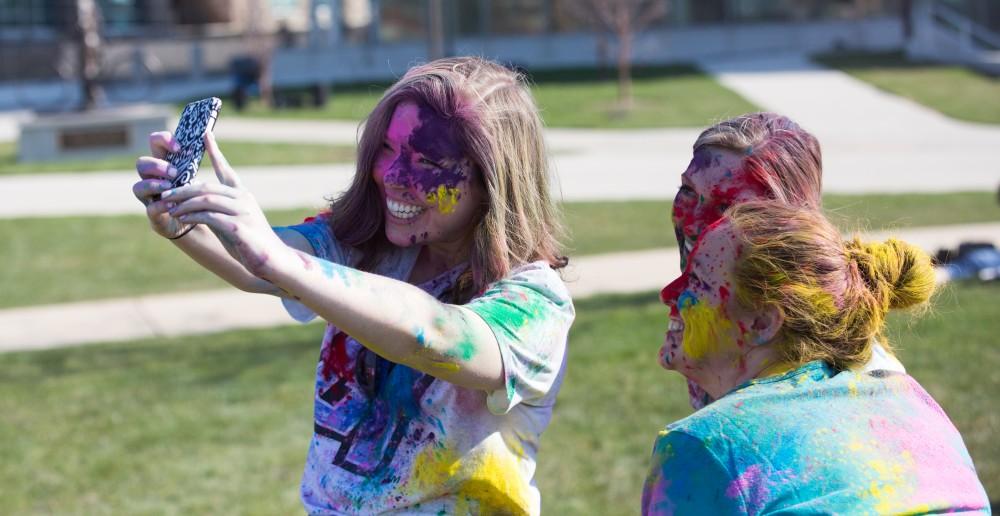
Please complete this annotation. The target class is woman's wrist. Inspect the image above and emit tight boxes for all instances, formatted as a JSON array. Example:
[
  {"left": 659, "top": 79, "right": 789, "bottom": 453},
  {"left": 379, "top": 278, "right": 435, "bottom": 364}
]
[{"left": 167, "top": 225, "right": 196, "bottom": 240}]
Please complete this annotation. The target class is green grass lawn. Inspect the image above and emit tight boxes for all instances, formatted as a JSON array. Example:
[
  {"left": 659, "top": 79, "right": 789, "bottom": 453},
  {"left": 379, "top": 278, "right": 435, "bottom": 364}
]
[
  {"left": 1, "top": 192, "right": 997, "bottom": 309},
  {"left": 814, "top": 51, "right": 1000, "bottom": 125},
  {"left": 563, "top": 191, "right": 999, "bottom": 256},
  {"left": 0, "top": 140, "right": 355, "bottom": 176},
  {"left": 224, "top": 65, "right": 759, "bottom": 128},
  {"left": 1, "top": 282, "right": 996, "bottom": 513}
]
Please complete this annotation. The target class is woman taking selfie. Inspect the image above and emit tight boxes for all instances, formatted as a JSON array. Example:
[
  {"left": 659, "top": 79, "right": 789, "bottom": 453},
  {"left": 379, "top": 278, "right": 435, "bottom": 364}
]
[{"left": 132, "top": 57, "right": 573, "bottom": 515}]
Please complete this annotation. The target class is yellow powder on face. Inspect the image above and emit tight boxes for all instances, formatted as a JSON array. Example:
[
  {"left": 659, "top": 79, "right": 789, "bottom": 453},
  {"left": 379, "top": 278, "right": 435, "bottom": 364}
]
[
  {"left": 680, "top": 301, "right": 734, "bottom": 361},
  {"left": 408, "top": 443, "right": 529, "bottom": 515},
  {"left": 426, "top": 185, "right": 461, "bottom": 214}
]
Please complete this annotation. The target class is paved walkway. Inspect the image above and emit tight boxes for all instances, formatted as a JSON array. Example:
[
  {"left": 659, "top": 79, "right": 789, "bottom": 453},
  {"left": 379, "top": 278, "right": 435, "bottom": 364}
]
[
  {"left": 2, "top": 221, "right": 999, "bottom": 353},
  {"left": 697, "top": 52, "right": 1000, "bottom": 193}
]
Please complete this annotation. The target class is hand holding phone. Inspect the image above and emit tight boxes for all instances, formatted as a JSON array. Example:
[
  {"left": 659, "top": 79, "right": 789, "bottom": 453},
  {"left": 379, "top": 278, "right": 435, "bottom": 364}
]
[{"left": 165, "top": 97, "right": 222, "bottom": 190}]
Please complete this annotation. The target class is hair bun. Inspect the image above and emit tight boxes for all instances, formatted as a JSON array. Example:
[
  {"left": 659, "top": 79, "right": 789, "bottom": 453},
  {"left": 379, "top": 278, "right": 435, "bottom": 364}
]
[{"left": 848, "top": 238, "right": 935, "bottom": 310}]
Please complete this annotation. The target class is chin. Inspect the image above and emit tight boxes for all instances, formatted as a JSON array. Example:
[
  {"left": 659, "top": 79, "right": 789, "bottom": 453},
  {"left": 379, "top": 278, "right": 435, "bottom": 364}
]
[
  {"left": 386, "top": 229, "right": 418, "bottom": 248},
  {"left": 658, "top": 346, "right": 676, "bottom": 371}
]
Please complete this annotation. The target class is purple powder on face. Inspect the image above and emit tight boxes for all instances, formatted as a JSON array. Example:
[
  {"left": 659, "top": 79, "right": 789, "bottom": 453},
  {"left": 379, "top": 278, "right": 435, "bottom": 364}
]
[
  {"left": 690, "top": 147, "right": 714, "bottom": 172},
  {"left": 385, "top": 103, "right": 470, "bottom": 195}
]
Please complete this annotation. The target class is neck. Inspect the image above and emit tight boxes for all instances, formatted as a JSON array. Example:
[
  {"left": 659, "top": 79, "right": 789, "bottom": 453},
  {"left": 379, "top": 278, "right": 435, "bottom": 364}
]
[
  {"left": 689, "top": 346, "right": 787, "bottom": 400},
  {"left": 422, "top": 241, "right": 469, "bottom": 271}
]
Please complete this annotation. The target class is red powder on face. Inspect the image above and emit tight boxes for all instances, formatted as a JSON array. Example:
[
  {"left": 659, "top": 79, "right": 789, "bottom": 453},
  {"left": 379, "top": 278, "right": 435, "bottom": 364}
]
[
  {"left": 719, "top": 285, "right": 730, "bottom": 303},
  {"left": 320, "top": 332, "right": 354, "bottom": 381}
]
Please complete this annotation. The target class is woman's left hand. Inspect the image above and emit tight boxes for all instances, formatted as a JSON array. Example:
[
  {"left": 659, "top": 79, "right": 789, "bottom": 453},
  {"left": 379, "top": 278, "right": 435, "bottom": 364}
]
[{"left": 162, "top": 133, "right": 294, "bottom": 280}]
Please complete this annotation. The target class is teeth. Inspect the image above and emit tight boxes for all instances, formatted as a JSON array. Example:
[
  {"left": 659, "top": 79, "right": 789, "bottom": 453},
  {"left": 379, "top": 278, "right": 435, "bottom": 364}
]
[
  {"left": 387, "top": 199, "right": 426, "bottom": 220},
  {"left": 684, "top": 240, "right": 695, "bottom": 254},
  {"left": 668, "top": 319, "right": 684, "bottom": 332}
]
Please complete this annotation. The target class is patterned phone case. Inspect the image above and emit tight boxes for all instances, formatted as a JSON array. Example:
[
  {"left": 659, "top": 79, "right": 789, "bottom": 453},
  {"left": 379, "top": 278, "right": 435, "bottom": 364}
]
[{"left": 166, "top": 97, "right": 222, "bottom": 189}]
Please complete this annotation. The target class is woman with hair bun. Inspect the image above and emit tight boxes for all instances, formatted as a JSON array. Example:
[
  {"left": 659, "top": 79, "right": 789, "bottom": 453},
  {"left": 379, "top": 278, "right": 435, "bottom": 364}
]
[
  {"left": 643, "top": 201, "right": 989, "bottom": 514},
  {"left": 132, "top": 57, "right": 573, "bottom": 514},
  {"left": 672, "top": 111, "right": 907, "bottom": 409}
]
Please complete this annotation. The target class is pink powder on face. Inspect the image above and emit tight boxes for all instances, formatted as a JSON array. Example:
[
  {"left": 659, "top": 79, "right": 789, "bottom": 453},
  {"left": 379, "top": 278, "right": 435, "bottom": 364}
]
[{"left": 673, "top": 148, "right": 770, "bottom": 267}]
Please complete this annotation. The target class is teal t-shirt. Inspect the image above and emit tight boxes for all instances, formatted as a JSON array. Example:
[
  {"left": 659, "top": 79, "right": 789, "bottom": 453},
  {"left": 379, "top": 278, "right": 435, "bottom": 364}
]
[{"left": 642, "top": 361, "right": 989, "bottom": 515}]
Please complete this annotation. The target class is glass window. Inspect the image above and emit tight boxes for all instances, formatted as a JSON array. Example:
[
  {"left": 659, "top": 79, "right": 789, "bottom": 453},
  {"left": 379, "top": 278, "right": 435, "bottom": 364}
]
[
  {"left": 379, "top": 0, "right": 426, "bottom": 42},
  {"left": 551, "top": 0, "right": 591, "bottom": 33},
  {"left": 0, "top": 0, "right": 53, "bottom": 27},
  {"left": 99, "top": 0, "right": 139, "bottom": 29},
  {"left": 491, "top": 0, "right": 548, "bottom": 35},
  {"left": 453, "top": 0, "right": 483, "bottom": 36}
]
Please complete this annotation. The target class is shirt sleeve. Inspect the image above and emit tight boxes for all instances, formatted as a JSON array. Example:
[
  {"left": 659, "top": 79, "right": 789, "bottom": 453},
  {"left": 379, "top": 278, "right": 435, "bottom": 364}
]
[
  {"left": 276, "top": 213, "right": 357, "bottom": 323},
  {"left": 464, "top": 262, "right": 575, "bottom": 415},
  {"left": 642, "top": 429, "right": 744, "bottom": 515}
]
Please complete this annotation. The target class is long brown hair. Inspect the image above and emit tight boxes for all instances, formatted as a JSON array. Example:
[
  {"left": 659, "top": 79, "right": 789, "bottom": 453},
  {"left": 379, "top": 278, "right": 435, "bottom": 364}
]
[{"left": 329, "top": 57, "right": 566, "bottom": 301}]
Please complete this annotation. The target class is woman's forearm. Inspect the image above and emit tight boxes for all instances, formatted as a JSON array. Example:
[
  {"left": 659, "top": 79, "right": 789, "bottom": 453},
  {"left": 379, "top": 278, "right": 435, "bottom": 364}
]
[
  {"left": 269, "top": 250, "right": 504, "bottom": 390},
  {"left": 171, "top": 225, "right": 283, "bottom": 295}
]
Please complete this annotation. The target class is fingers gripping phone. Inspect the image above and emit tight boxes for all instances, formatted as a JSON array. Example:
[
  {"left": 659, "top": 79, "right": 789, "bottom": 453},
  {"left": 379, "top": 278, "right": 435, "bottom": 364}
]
[{"left": 166, "top": 97, "right": 222, "bottom": 190}]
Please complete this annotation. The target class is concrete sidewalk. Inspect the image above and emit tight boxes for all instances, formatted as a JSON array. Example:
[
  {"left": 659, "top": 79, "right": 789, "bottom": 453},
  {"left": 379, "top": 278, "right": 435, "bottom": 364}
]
[
  {"left": 2, "top": 221, "right": 998, "bottom": 353},
  {"left": 697, "top": 52, "right": 1000, "bottom": 193}
]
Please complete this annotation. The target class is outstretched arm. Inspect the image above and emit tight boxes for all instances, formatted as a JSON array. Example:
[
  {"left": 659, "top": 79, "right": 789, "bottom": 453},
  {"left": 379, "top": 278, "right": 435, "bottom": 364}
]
[
  {"left": 132, "top": 131, "right": 314, "bottom": 296},
  {"left": 163, "top": 135, "right": 505, "bottom": 391}
]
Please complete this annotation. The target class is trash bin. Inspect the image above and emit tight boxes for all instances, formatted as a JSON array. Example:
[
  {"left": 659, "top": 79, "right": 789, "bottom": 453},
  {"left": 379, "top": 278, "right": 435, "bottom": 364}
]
[{"left": 229, "top": 55, "right": 261, "bottom": 111}]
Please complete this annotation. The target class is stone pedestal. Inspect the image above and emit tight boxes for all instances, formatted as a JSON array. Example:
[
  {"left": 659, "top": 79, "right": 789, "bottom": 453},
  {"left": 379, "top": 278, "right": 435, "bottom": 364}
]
[{"left": 17, "top": 104, "right": 172, "bottom": 163}]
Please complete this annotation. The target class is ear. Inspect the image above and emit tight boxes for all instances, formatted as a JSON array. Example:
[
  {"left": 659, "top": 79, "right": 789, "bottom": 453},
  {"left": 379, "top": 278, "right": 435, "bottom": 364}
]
[{"left": 750, "top": 303, "right": 784, "bottom": 346}]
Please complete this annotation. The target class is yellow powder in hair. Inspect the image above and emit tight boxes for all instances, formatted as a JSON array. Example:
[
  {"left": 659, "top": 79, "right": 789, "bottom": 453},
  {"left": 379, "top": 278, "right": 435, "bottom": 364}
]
[
  {"left": 408, "top": 444, "right": 529, "bottom": 515},
  {"left": 788, "top": 283, "right": 838, "bottom": 318},
  {"left": 426, "top": 185, "right": 461, "bottom": 214},
  {"left": 681, "top": 302, "right": 734, "bottom": 361}
]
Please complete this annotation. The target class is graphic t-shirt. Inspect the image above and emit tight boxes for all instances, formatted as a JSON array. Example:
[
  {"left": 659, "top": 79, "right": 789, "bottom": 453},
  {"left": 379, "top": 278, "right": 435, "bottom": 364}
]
[
  {"left": 282, "top": 216, "right": 575, "bottom": 515},
  {"left": 642, "top": 361, "right": 989, "bottom": 515}
]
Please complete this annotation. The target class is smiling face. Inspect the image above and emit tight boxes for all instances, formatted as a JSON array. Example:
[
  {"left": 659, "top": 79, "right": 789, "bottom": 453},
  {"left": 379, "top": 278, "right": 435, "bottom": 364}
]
[
  {"left": 673, "top": 146, "right": 770, "bottom": 268},
  {"left": 659, "top": 220, "right": 762, "bottom": 379},
  {"left": 373, "top": 101, "right": 485, "bottom": 254}
]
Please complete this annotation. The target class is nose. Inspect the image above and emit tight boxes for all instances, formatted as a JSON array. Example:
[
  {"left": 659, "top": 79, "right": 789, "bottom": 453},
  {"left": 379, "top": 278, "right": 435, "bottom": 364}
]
[
  {"left": 660, "top": 271, "right": 688, "bottom": 306},
  {"left": 381, "top": 151, "right": 413, "bottom": 189}
]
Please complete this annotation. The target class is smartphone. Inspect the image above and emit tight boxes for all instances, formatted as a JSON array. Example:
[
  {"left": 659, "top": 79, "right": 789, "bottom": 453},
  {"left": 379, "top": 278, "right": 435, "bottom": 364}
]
[{"left": 165, "top": 97, "right": 222, "bottom": 190}]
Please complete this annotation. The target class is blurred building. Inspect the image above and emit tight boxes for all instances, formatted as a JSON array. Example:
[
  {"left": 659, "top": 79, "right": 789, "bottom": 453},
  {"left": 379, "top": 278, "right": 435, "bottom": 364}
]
[{"left": 0, "top": 0, "right": 994, "bottom": 110}]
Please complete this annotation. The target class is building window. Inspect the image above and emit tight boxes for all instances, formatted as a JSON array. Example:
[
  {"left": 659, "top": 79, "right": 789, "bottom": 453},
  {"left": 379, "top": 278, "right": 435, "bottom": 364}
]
[
  {"left": 0, "top": 0, "right": 54, "bottom": 28},
  {"left": 490, "top": 0, "right": 548, "bottom": 35},
  {"left": 379, "top": 0, "right": 426, "bottom": 42}
]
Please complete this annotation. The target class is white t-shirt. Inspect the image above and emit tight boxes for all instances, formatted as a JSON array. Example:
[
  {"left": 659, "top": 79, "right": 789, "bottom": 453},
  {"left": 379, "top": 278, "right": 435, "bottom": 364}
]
[{"left": 282, "top": 216, "right": 574, "bottom": 515}]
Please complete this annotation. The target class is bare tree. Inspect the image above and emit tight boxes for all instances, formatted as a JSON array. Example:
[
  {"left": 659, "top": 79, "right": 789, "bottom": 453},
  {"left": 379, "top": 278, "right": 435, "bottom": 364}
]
[{"left": 580, "top": 0, "right": 668, "bottom": 112}]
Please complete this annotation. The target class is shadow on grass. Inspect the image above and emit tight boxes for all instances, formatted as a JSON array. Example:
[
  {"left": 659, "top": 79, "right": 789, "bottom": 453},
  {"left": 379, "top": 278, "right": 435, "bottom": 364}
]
[
  {"left": 574, "top": 290, "right": 661, "bottom": 312},
  {"left": 522, "top": 64, "right": 704, "bottom": 85},
  {"left": 0, "top": 324, "right": 320, "bottom": 383},
  {"left": 198, "top": 64, "right": 706, "bottom": 110},
  {"left": 816, "top": 50, "right": 999, "bottom": 79}
]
